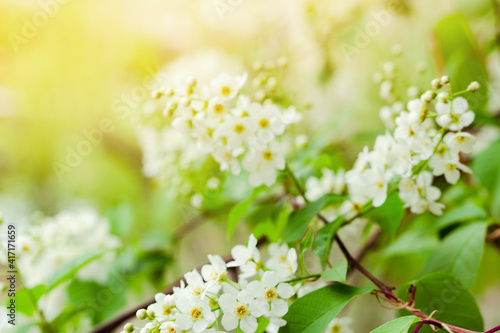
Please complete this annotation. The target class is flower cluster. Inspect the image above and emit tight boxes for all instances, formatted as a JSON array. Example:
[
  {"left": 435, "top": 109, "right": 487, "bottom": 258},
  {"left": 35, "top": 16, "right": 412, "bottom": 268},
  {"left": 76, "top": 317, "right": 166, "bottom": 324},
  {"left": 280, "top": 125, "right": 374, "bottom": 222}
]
[
  {"left": 149, "top": 71, "right": 300, "bottom": 188},
  {"left": 125, "top": 235, "right": 298, "bottom": 333},
  {"left": 307, "top": 74, "right": 479, "bottom": 218},
  {"left": 9, "top": 208, "right": 121, "bottom": 288}
]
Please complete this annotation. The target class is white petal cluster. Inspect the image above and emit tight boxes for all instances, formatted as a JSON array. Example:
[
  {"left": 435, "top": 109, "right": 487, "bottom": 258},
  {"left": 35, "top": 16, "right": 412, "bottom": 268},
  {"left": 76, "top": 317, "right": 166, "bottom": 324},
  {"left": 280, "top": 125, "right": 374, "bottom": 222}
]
[
  {"left": 306, "top": 78, "right": 478, "bottom": 217},
  {"left": 12, "top": 208, "right": 121, "bottom": 288},
  {"left": 130, "top": 235, "right": 298, "bottom": 333},
  {"left": 148, "top": 72, "right": 300, "bottom": 188}
]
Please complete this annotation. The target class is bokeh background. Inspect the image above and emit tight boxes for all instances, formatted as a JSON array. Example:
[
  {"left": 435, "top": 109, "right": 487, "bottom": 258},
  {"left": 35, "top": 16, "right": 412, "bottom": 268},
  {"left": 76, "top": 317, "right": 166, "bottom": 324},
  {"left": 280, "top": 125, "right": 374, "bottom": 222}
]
[{"left": 1, "top": 0, "right": 499, "bottom": 332}]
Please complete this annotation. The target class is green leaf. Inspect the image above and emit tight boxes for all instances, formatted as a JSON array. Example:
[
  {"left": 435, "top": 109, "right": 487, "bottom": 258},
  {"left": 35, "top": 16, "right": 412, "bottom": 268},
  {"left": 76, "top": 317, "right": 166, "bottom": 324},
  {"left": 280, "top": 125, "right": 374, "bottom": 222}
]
[
  {"left": 398, "top": 273, "right": 484, "bottom": 332},
  {"left": 380, "top": 230, "right": 439, "bottom": 259},
  {"left": 279, "top": 284, "right": 374, "bottom": 333},
  {"left": 370, "top": 316, "right": 420, "bottom": 333},
  {"left": 365, "top": 192, "right": 404, "bottom": 238},
  {"left": 227, "top": 186, "right": 265, "bottom": 238},
  {"left": 433, "top": 202, "right": 487, "bottom": 230},
  {"left": 9, "top": 285, "right": 46, "bottom": 316},
  {"left": 46, "top": 250, "right": 107, "bottom": 292},
  {"left": 255, "top": 317, "right": 270, "bottom": 333},
  {"left": 105, "top": 202, "right": 134, "bottom": 237},
  {"left": 473, "top": 139, "right": 500, "bottom": 219},
  {"left": 283, "top": 194, "right": 342, "bottom": 243},
  {"left": 312, "top": 217, "right": 344, "bottom": 268},
  {"left": 66, "top": 279, "right": 126, "bottom": 324},
  {"left": 300, "top": 228, "right": 314, "bottom": 251},
  {"left": 417, "top": 222, "right": 487, "bottom": 289},
  {"left": 321, "top": 259, "right": 348, "bottom": 283}
]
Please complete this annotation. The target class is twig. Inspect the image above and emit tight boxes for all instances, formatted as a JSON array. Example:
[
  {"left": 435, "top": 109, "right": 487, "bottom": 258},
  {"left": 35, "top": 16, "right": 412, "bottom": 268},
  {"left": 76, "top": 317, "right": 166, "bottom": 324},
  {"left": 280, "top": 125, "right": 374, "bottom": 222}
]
[
  {"left": 91, "top": 254, "right": 234, "bottom": 333},
  {"left": 412, "top": 323, "right": 423, "bottom": 333}
]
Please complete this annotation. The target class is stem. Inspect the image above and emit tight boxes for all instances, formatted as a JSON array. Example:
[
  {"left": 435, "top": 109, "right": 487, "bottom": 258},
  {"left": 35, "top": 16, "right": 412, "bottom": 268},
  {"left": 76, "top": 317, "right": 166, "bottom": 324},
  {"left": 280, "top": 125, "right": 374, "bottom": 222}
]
[
  {"left": 334, "top": 235, "right": 397, "bottom": 301},
  {"left": 284, "top": 163, "right": 308, "bottom": 201},
  {"left": 284, "top": 164, "right": 500, "bottom": 333},
  {"left": 283, "top": 274, "right": 320, "bottom": 284},
  {"left": 485, "top": 326, "right": 500, "bottom": 333},
  {"left": 17, "top": 269, "right": 55, "bottom": 333},
  {"left": 412, "top": 323, "right": 423, "bottom": 333}
]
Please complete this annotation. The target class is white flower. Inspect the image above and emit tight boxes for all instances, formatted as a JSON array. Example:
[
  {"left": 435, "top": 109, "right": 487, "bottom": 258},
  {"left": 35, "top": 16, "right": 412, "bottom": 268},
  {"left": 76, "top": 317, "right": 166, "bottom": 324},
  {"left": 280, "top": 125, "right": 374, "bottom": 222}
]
[
  {"left": 444, "top": 132, "right": 475, "bottom": 153},
  {"left": 147, "top": 293, "right": 178, "bottom": 320},
  {"left": 394, "top": 111, "right": 423, "bottom": 141},
  {"left": 324, "top": 317, "right": 353, "bottom": 333},
  {"left": 228, "top": 234, "right": 259, "bottom": 268},
  {"left": 379, "top": 105, "right": 397, "bottom": 129},
  {"left": 141, "top": 322, "right": 161, "bottom": 333},
  {"left": 280, "top": 106, "right": 302, "bottom": 125},
  {"left": 210, "top": 73, "right": 247, "bottom": 99},
  {"left": 338, "top": 199, "right": 364, "bottom": 220},
  {"left": 410, "top": 130, "right": 439, "bottom": 161},
  {"left": 265, "top": 244, "right": 297, "bottom": 277},
  {"left": 408, "top": 172, "right": 445, "bottom": 215},
  {"left": 219, "top": 290, "right": 262, "bottom": 333},
  {"left": 0, "top": 307, "right": 12, "bottom": 332},
  {"left": 407, "top": 98, "right": 427, "bottom": 122},
  {"left": 428, "top": 153, "right": 472, "bottom": 184},
  {"left": 398, "top": 177, "right": 419, "bottom": 205},
  {"left": 160, "top": 321, "right": 182, "bottom": 333},
  {"left": 346, "top": 169, "right": 387, "bottom": 207},
  {"left": 305, "top": 168, "right": 346, "bottom": 201},
  {"left": 201, "top": 255, "right": 228, "bottom": 293},
  {"left": 231, "top": 95, "right": 251, "bottom": 117},
  {"left": 175, "top": 296, "right": 215, "bottom": 332},
  {"left": 215, "top": 115, "right": 257, "bottom": 149},
  {"left": 183, "top": 269, "right": 219, "bottom": 298},
  {"left": 207, "top": 97, "right": 229, "bottom": 119},
  {"left": 242, "top": 142, "right": 285, "bottom": 187},
  {"left": 248, "top": 103, "right": 285, "bottom": 145},
  {"left": 379, "top": 80, "right": 393, "bottom": 101},
  {"left": 435, "top": 97, "right": 475, "bottom": 131},
  {"left": 246, "top": 271, "right": 295, "bottom": 317},
  {"left": 363, "top": 169, "right": 388, "bottom": 207},
  {"left": 212, "top": 144, "right": 243, "bottom": 175}
]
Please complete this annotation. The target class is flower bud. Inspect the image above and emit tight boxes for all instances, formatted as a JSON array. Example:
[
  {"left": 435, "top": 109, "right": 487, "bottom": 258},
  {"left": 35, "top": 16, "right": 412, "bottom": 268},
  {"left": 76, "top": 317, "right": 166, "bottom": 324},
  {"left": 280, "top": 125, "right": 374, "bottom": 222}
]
[
  {"left": 151, "top": 89, "right": 163, "bottom": 99},
  {"left": 255, "top": 90, "right": 266, "bottom": 101},
  {"left": 467, "top": 81, "right": 480, "bottom": 93},
  {"left": 407, "top": 86, "right": 419, "bottom": 98},
  {"left": 437, "top": 92, "right": 451, "bottom": 103},
  {"left": 420, "top": 90, "right": 436, "bottom": 103},
  {"left": 440, "top": 75, "right": 450, "bottom": 85},
  {"left": 277, "top": 56, "right": 288, "bottom": 68},
  {"left": 164, "top": 87, "right": 174, "bottom": 97},
  {"left": 252, "top": 77, "right": 263, "bottom": 88},
  {"left": 124, "top": 323, "right": 134, "bottom": 332},
  {"left": 147, "top": 309, "right": 155, "bottom": 318},
  {"left": 431, "top": 78, "right": 442, "bottom": 90},
  {"left": 266, "top": 77, "right": 277, "bottom": 90},
  {"left": 383, "top": 61, "right": 395, "bottom": 74},
  {"left": 252, "top": 61, "right": 263, "bottom": 71},
  {"left": 416, "top": 61, "right": 427, "bottom": 74},
  {"left": 186, "top": 76, "right": 196, "bottom": 86},
  {"left": 136, "top": 309, "right": 147, "bottom": 320},
  {"left": 373, "top": 71, "right": 383, "bottom": 84},
  {"left": 264, "top": 60, "right": 275, "bottom": 70},
  {"left": 391, "top": 44, "right": 403, "bottom": 56},
  {"left": 179, "top": 97, "right": 190, "bottom": 107}
]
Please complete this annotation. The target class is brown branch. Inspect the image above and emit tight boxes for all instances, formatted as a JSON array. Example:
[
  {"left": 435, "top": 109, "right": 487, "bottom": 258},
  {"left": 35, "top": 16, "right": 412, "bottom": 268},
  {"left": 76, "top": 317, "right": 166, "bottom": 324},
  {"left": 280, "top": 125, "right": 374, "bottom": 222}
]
[{"left": 91, "top": 254, "right": 234, "bottom": 333}]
